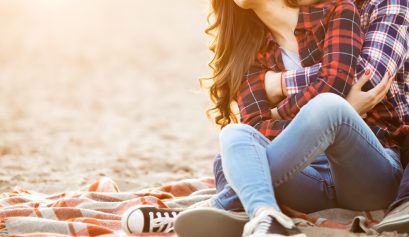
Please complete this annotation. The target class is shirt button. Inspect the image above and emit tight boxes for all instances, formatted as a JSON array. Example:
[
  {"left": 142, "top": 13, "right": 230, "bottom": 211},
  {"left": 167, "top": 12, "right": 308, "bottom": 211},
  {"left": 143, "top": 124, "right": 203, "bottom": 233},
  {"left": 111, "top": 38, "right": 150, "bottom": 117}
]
[
  {"left": 337, "top": 69, "right": 346, "bottom": 74},
  {"left": 294, "top": 29, "right": 304, "bottom": 36}
]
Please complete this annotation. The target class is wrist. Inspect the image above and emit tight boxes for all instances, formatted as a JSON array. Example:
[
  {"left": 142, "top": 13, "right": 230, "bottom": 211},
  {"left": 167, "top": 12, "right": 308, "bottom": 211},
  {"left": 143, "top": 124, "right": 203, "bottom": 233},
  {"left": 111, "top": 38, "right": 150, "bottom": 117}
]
[
  {"left": 265, "top": 71, "right": 282, "bottom": 96},
  {"left": 280, "top": 72, "right": 287, "bottom": 96},
  {"left": 271, "top": 108, "right": 282, "bottom": 120}
]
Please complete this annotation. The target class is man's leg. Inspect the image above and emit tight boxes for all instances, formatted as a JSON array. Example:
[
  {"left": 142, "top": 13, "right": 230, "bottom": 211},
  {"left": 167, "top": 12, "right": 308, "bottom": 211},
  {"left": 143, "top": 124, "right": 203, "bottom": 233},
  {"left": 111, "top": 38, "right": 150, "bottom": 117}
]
[
  {"left": 394, "top": 134, "right": 409, "bottom": 206},
  {"left": 373, "top": 134, "right": 409, "bottom": 234}
]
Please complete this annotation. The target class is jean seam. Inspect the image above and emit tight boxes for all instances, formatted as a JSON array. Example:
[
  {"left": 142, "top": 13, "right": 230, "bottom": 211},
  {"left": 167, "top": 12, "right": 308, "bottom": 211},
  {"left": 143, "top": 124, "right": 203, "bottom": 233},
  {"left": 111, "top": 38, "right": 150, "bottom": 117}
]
[
  {"left": 300, "top": 170, "right": 325, "bottom": 182},
  {"left": 250, "top": 131, "right": 270, "bottom": 147},
  {"left": 221, "top": 189, "right": 235, "bottom": 199},
  {"left": 301, "top": 171, "right": 336, "bottom": 189},
  {"left": 272, "top": 120, "right": 350, "bottom": 186},
  {"left": 250, "top": 131, "right": 276, "bottom": 216},
  {"left": 273, "top": 130, "right": 329, "bottom": 186},
  {"left": 249, "top": 133, "right": 271, "bottom": 190},
  {"left": 212, "top": 196, "right": 225, "bottom": 209}
]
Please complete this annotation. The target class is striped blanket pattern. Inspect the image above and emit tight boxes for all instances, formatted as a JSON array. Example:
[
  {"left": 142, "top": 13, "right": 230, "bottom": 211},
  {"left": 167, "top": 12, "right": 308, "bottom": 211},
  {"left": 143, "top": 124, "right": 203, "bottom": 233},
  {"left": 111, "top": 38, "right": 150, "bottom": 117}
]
[{"left": 0, "top": 177, "right": 384, "bottom": 236}]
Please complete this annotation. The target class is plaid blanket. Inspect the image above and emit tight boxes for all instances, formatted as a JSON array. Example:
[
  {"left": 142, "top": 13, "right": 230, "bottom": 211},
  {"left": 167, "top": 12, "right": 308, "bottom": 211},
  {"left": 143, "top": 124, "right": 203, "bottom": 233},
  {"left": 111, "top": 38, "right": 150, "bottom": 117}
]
[{"left": 0, "top": 177, "right": 385, "bottom": 236}]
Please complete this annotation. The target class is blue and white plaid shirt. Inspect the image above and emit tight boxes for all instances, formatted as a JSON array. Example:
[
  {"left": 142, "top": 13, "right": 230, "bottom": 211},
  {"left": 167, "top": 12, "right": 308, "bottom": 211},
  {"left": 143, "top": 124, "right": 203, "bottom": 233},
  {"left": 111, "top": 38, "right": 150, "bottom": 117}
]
[{"left": 283, "top": 0, "right": 409, "bottom": 148}]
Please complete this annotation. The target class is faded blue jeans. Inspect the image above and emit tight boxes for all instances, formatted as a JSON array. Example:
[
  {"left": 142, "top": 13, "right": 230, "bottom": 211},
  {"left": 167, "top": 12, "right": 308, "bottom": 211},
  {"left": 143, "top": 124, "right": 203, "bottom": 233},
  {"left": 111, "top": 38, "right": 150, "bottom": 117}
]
[{"left": 212, "top": 93, "right": 403, "bottom": 218}]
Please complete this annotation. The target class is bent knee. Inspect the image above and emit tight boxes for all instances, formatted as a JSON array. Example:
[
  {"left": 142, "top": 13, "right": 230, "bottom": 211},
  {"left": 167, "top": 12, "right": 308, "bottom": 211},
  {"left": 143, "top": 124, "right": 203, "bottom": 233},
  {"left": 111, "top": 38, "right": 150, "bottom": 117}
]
[
  {"left": 219, "top": 124, "right": 257, "bottom": 149},
  {"left": 312, "top": 93, "right": 348, "bottom": 107},
  {"left": 306, "top": 93, "right": 354, "bottom": 116},
  {"left": 219, "top": 124, "right": 256, "bottom": 145}
]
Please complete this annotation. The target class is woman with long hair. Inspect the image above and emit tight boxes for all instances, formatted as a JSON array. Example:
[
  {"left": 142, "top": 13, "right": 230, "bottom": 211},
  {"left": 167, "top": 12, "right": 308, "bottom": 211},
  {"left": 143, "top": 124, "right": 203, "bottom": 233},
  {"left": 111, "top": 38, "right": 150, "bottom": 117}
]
[{"left": 179, "top": 0, "right": 402, "bottom": 236}]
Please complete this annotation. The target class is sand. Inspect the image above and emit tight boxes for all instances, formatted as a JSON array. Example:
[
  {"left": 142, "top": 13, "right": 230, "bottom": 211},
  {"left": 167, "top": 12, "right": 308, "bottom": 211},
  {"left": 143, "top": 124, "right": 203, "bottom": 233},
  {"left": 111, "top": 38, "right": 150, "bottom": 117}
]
[
  {"left": 0, "top": 1, "right": 406, "bottom": 236},
  {"left": 0, "top": 0, "right": 217, "bottom": 193}
]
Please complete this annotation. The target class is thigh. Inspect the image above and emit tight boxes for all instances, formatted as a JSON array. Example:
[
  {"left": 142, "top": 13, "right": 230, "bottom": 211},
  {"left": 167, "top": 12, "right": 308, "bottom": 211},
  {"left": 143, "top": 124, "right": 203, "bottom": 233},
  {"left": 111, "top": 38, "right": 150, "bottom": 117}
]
[
  {"left": 328, "top": 143, "right": 402, "bottom": 210},
  {"left": 275, "top": 154, "right": 337, "bottom": 213}
]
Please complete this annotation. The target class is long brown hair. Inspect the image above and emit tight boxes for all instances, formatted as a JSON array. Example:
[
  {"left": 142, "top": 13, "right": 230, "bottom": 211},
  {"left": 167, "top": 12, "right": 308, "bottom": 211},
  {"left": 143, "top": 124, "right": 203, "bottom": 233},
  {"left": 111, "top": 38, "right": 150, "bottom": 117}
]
[{"left": 202, "top": 0, "right": 267, "bottom": 128}]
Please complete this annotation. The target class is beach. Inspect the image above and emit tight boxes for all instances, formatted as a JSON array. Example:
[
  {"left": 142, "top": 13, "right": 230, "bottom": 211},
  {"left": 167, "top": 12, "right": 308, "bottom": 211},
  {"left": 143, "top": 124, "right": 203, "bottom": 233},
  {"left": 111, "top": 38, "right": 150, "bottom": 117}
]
[
  {"left": 0, "top": 1, "right": 406, "bottom": 236},
  {"left": 0, "top": 0, "right": 218, "bottom": 194}
]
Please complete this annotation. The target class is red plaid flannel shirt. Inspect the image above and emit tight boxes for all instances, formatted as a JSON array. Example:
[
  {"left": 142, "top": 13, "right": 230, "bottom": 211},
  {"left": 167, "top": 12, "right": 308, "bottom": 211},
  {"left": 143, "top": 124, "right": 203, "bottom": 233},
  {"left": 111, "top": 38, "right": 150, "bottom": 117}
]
[{"left": 237, "top": 0, "right": 365, "bottom": 143}]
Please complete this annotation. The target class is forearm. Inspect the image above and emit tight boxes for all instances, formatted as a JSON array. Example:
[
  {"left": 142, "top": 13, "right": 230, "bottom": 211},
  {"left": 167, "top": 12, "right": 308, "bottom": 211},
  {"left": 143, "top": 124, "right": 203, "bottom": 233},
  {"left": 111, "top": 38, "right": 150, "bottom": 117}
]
[
  {"left": 238, "top": 71, "right": 290, "bottom": 140},
  {"left": 264, "top": 71, "right": 288, "bottom": 105},
  {"left": 277, "top": 1, "right": 363, "bottom": 119}
]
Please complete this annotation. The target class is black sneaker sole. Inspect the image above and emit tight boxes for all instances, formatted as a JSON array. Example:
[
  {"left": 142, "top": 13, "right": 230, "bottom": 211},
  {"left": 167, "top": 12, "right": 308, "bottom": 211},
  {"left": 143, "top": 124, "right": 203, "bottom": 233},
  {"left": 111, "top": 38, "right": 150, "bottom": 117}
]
[
  {"left": 373, "top": 214, "right": 409, "bottom": 234},
  {"left": 174, "top": 208, "right": 249, "bottom": 237}
]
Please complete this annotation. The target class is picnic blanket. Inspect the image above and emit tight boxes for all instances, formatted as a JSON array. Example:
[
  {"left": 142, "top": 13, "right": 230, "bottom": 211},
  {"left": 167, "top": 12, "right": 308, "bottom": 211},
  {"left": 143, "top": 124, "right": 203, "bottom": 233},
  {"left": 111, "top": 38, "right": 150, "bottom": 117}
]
[{"left": 0, "top": 177, "right": 386, "bottom": 237}]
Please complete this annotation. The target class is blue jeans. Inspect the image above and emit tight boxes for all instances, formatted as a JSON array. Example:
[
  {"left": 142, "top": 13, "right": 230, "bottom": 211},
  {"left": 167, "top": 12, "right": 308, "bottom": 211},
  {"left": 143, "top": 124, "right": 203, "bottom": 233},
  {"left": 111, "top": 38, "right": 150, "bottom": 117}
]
[
  {"left": 212, "top": 93, "right": 402, "bottom": 218},
  {"left": 389, "top": 135, "right": 409, "bottom": 211}
]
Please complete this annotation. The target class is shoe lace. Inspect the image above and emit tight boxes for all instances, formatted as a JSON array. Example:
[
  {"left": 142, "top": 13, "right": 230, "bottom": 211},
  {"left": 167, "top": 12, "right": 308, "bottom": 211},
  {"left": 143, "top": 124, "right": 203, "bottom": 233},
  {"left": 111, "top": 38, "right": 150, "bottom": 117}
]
[
  {"left": 253, "top": 216, "right": 273, "bottom": 234},
  {"left": 243, "top": 210, "right": 294, "bottom": 236},
  {"left": 149, "top": 211, "right": 177, "bottom": 233}
]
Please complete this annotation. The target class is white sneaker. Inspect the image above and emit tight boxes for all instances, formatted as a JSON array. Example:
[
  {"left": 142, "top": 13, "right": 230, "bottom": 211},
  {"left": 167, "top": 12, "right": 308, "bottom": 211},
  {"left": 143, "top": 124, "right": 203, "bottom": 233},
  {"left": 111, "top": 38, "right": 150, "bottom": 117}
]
[
  {"left": 121, "top": 205, "right": 181, "bottom": 234},
  {"left": 242, "top": 209, "right": 306, "bottom": 237}
]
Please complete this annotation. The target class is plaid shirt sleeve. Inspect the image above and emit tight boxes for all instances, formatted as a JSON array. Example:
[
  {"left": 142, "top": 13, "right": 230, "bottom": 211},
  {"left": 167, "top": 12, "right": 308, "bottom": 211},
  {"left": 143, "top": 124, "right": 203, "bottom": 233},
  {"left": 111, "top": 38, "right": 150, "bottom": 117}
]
[
  {"left": 283, "top": 0, "right": 409, "bottom": 98},
  {"left": 283, "top": 64, "right": 321, "bottom": 95},
  {"left": 237, "top": 68, "right": 292, "bottom": 140},
  {"left": 277, "top": 0, "right": 363, "bottom": 119},
  {"left": 355, "top": 0, "right": 409, "bottom": 88}
]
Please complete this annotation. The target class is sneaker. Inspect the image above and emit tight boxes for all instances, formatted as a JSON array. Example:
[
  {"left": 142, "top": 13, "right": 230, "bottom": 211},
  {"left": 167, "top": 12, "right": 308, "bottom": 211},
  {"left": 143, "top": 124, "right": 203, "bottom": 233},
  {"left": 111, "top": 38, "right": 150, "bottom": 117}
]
[
  {"left": 174, "top": 207, "right": 249, "bottom": 237},
  {"left": 242, "top": 209, "right": 306, "bottom": 237},
  {"left": 372, "top": 200, "right": 409, "bottom": 234},
  {"left": 121, "top": 205, "right": 181, "bottom": 234}
]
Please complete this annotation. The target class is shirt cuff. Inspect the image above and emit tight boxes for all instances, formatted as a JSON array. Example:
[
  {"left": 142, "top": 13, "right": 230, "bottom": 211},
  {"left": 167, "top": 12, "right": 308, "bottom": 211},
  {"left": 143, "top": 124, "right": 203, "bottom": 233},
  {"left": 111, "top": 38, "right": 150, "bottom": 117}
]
[{"left": 283, "top": 71, "right": 295, "bottom": 96}]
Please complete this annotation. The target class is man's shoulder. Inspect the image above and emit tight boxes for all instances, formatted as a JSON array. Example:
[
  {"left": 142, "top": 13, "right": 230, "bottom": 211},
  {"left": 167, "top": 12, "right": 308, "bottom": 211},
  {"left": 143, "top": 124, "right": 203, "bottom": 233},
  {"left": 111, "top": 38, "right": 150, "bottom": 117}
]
[
  {"left": 359, "top": 0, "right": 409, "bottom": 29},
  {"left": 362, "top": 0, "right": 408, "bottom": 15}
]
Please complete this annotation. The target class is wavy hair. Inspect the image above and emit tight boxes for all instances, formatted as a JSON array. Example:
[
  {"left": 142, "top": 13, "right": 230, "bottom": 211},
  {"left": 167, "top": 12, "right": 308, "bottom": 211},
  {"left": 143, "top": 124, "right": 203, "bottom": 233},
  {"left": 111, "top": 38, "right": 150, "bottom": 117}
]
[{"left": 202, "top": 0, "right": 267, "bottom": 128}]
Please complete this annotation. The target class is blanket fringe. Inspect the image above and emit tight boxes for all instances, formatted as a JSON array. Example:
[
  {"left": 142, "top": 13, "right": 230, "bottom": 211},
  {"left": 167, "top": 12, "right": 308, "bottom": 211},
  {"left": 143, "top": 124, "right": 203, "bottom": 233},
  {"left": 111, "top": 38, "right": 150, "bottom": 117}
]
[{"left": 0, "top": 228, "right": 7, "bottom": 237}]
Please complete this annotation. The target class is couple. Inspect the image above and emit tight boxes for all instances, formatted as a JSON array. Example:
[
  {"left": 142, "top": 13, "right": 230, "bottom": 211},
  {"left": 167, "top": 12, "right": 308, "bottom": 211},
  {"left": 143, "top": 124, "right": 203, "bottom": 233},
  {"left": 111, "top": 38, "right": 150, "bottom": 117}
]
[{"left": 122, "top": 0, "right": 409, "bottom": 236}]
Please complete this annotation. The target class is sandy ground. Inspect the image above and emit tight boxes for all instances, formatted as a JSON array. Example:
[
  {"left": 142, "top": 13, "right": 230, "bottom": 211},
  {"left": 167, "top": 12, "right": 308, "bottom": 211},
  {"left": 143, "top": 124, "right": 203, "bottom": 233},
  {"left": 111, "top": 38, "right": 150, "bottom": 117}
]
[
  {"left": 0, "top": 1, "right": 406, "bottom": 237},
  {"left": 0, "top": 0, "right": 217, "bottom": 193}
]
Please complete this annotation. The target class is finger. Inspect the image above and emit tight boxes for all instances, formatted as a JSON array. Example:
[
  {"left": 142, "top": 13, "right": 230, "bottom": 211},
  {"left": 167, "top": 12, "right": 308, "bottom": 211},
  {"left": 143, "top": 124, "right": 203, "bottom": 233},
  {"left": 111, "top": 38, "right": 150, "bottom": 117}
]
[
  {"left": 379, "top": 71, "right": 392, "bottom": 95},
  {"left": 355, "top": 69, "right": 372, "bottom": 89},
  {"left": 380, "top": 71, "right": 393, "bottom": 98},
  {"left": 386, "top": 71, "right": 393, "bottom": 90},
  {"left": 373, "top": 71, "right": 392, "bottom": 101},
  {"left": 370, "top": 71, "right": 389, "bottom": 94},
  {"left": 366, "top": 74, "right": 386, "bottom": 103}
]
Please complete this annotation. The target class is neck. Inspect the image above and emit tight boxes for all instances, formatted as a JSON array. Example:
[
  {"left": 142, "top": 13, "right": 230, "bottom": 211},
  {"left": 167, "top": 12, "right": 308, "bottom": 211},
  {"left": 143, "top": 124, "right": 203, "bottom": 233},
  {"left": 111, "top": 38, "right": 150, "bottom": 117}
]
[{"left": 253, "top": 1, "right": 299, "bottom": 44}]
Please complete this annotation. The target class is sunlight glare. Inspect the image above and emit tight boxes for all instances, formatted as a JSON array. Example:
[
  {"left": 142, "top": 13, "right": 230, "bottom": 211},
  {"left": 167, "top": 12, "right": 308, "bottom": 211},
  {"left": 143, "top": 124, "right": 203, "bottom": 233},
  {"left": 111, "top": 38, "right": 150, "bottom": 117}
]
[{"left": 33, "top": 0, "right": 73, "bottom": 11}]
